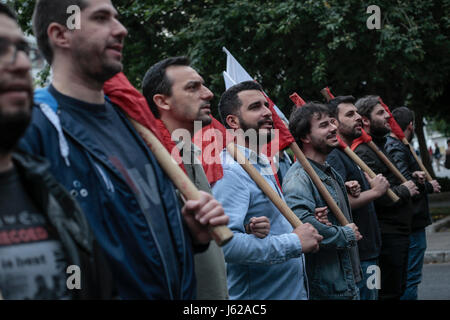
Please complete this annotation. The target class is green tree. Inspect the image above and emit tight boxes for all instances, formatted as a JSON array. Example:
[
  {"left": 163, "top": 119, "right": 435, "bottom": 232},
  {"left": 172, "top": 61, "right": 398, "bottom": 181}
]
[{"left": 11, "top": 0, "right": 450, "bottom": 174}]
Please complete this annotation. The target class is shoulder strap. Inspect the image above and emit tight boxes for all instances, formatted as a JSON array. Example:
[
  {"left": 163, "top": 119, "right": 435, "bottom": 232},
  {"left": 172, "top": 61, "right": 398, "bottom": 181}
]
[{"left": 34, "top": 87, "right": 70, "bottom": 167}]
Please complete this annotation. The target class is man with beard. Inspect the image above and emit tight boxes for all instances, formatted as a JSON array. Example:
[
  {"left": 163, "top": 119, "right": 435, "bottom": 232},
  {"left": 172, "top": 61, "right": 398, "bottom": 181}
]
[
  {"left": 283, "top": 102, "right": 362, "bottom": 300},
  {"left": 18, "top": 0, "right": 228, "bottom": 299},
  {"left": 212, "top": 81, "right": 323, "bottom": 299},
  {"left": 385, "top": 106, "right": 441, "bottom": 300},
  {"left": 0, "top": 3, "right": 112, "bottom": 299},
  {"left": 142, "top": 56, "right": 270, "bottom": 300},
  {"left": 325, "top": 96, "right": 390, "bottom": 300},
  {"left": 354, "top": 96, "right": 419, "bottom": 300}
]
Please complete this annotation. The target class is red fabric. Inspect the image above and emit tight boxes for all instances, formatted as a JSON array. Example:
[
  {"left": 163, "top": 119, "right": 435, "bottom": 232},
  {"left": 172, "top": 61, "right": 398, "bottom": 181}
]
[
  {"left": 103, "top": 72, "right": 186, "bottom": 172},
  {"left": 336, "top": 135, "right": 348, "bottom": 150},
  {"left": 290, "top": 92, "right": 306, "bottom": 107},
  {"left": 260, "top": 92, "right": 295, "bottom": 190},
  {"left": 325, "top": 87, "right": 335, "bottom": 99},
  {"left": 351, "top": 128, "right": 372, "bottom": 151},
  {"left": 379, "top": 98, "right": 406, "bottom": 141},
  {"left": 192, "top": 116, "right": 236, "bottom": 185}
]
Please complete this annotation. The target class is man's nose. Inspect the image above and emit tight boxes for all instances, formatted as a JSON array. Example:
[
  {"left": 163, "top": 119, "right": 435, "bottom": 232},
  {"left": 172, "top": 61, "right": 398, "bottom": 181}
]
[
  {"left": 201, "top": 85, "right": 214, "bottom": 101},
  {"left": 11, "top": 50, "right": 32, "bottom": 73},
  {"left": 330, "top": 121, "right": 338, "bottom": 132},
  {"left": 112, "top": 18, "right": 128, "bottom": 39},
  {"left": 262, "top": 104, "right": 272, "bottom": 117}
]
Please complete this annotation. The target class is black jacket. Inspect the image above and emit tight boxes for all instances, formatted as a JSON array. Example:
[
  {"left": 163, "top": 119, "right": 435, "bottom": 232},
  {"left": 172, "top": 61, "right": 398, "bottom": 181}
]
[
  {"left": 354, "top": 135, "right": 413, "bottom": 235},
  {"left": 11, "top": 150, "right": 115, "bottom": 299},
  {"left": 385, "top": 136, "right": 433, "bottom": 231},
  {"left": 327, "top": 149, "right": 382, "bottom": 261}
]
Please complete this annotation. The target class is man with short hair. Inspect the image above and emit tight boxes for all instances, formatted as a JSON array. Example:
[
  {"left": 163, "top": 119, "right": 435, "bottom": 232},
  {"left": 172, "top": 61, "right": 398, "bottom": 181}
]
[
  {"left": 19, "top": 0, "right": 228, "bottom": 299},
  {"left": 0, "top": 3, "right": 112, "bottom": 300},
  {"left": 212, "top": 81, "right": 323, "bottom": 300},
  {"left": 385, "top": 106, "right": 441, "bottom": 300},
  {"left": 355, "top": 96, "right": 419, "bottom": 300},
  {"left": 326, "top": 95, "right": 390, "bottom": 300},
  {"left": 283, "top": 102, "right": 362, "bottom": 300},
  {"left": 142, "top": 56, "right": 240, "bottom": 300}
]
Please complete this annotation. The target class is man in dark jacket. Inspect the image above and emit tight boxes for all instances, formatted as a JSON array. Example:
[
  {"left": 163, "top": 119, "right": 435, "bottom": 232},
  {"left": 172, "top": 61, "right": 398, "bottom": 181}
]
[
  {"left": 0, "top": 3, "right": 113, "bottom": 299},
  {"left": 385, "top": 106, "right": 441, "bottom": 300},
  {"left": 354, "top": 96, "right": 419, "bottom": 300},
  {"left": 18, "top": 0, "right": 228, "bottom": 299},
  {"left": 327, "top": 95, "right": 390, "bottom": 300}
]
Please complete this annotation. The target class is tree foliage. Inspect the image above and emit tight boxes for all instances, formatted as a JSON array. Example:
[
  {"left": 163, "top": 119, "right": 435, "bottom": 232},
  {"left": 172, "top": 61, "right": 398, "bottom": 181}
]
[{"left": 11, "top": 0, "right": 450, "bottom": 124}]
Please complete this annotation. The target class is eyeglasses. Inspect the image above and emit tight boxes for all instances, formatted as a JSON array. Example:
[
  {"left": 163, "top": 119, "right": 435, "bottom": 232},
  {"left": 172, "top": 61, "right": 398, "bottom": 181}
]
[{"left": 0, "top": 37, "right": 44, "bottom": 69}]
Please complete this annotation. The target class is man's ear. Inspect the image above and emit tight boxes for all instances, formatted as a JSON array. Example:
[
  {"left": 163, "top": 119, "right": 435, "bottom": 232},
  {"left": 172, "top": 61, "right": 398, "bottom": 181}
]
[
  {"left": 225, "top": 114, "right": 240, "bottom": 129},
  {"left": 47, "top": 22, "right": 71, "bottom": 50},
  {"left": 407, "top": 121, "right": 414, "bottom": 132},
  {"left": 153, "top": 94, "right": 171, "bottom": 113},
  {"left": 301, "top": 134, "right": 311, "bottom": 146}
]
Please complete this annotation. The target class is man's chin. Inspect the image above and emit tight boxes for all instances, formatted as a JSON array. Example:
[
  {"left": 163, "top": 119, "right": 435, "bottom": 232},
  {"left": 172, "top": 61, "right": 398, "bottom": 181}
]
[
  {"left": 199, "top": 116, "right": 212, "bottom": 127},
  {"left": 101, "top": 63, "right": 123, "bottom": 82}
]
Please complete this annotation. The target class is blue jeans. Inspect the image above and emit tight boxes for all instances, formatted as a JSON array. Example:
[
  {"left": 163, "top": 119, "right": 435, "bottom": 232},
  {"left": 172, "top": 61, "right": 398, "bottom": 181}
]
[
  {"left": 400, "top": 229, "right": 427, "bottom": 300},
  {"left": 357, "top": 259, "right": 379, "bottom": 300}
]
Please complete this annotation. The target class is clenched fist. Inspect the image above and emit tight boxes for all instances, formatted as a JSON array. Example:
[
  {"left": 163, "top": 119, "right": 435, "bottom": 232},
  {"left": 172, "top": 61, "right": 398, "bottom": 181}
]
[{"left": 292, "top": 223, "right": 323, "bottom": 253}]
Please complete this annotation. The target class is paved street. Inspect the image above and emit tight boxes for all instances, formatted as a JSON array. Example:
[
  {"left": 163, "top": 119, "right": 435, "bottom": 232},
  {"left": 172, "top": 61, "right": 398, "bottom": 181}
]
[
  {"left": 418, "top": 262, "right": 450, "bottom": 300},
  {"left": 433, "top": 160, "right": 450, "bottom": 179}
]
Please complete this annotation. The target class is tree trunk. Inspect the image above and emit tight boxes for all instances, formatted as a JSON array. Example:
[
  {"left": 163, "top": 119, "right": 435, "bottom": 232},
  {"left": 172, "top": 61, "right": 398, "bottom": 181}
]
[{"left": 415, "top": 112, "right": 436, "bottom": 178}]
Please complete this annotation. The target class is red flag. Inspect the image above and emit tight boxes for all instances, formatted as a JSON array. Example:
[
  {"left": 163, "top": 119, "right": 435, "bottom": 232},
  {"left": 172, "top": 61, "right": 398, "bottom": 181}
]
[
  {"left": 378, "top": 98, "right": 406, "bottom": 140},
  {"left": 351, "top": 128, "right": 373, "bottom": 151},
  {"left": 192, "top": 116, "right": 235, "bottom": 185},
  {"left": 103, "top": 72, "right": 185, "bottom": 172},
  {"left": 336, "top": 135, "right": 349, "bottom": 150},
  {"left": 290, "top": 92, "right": 306, "bottom": 107},
  {"left": 325, "top": 87, "right": 335, "bottom": 100},
  {"left": 261, "top": 92, "right": 296, "bottom": 153},
  {"left": 260, "top": 92, "right": 295, "bottom": 190}
]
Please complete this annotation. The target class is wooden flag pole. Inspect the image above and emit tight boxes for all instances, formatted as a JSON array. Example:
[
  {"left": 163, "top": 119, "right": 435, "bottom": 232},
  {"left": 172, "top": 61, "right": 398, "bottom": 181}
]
[
  {"left": 288, "top": 90, "right": 349, "bottom": 225},
  {"left": 366, "top": 141, "right": 408, "bottom": 183},
  {"left": 405, "top": 140, "right": 433, "bottom": 181},
  {"left": 226, "top": 143, "right": 303, "bottom": 228},
  {"left": 378, "top": 98, "right": 433, "bottom": 182},
  {"left": 289, "top": 143, "right": 349, "bottom": 226},
  {"left": 129, "top": 118, "right": 233, "bottom": 246},
  {"left": 341, "top": 145, "right": 400, "bottom": 202},
  {"left": 320, "top": 88, "right": 408, "bottom": 184}
]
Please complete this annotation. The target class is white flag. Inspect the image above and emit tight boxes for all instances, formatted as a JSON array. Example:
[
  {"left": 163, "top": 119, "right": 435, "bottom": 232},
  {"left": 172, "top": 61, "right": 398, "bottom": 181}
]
[{"left": 222, "top": 47, "right": 289, "bottom": 123}]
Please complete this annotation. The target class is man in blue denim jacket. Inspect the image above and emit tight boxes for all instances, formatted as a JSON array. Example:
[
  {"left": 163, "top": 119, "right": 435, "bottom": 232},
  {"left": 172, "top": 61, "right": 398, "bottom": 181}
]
[
  {"left": 283, "top": 103, "right": 363, "bottom": 300},
  {"left": 212, "top": 81, "right": 323, "bottom": 300}
]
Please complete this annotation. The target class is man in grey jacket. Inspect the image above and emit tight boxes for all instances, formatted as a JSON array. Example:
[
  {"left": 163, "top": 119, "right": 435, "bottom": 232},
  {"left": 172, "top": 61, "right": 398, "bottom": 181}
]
[{"left": 283, "top": 102, "right": 362, "bottom": 300}]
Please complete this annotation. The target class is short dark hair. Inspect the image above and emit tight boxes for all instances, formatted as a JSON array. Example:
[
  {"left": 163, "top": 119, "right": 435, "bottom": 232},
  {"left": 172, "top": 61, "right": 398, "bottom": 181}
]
[
  {"left": 0, "top": 3, "right": 17, "bottom": 21},
  {"left": 327, "top": 95, "right": 356, "bottom": 119},
  {"left": 392, "top": 106, "right": 414, "bottom": 131},
  {"left": 218, "top": 81, "right": 263, "bottom": 128},
  {"left": 289, "top": 102, "right": 330, "bottom": 149},
  {"left": 355, "top": 95, "right": 380, "bottom": 120},
  {"left": 32, "top": 0, "right": 88, "bottom": 64},
  {"left": 142, "top": 56, "right": 191, "bottom": 118}
]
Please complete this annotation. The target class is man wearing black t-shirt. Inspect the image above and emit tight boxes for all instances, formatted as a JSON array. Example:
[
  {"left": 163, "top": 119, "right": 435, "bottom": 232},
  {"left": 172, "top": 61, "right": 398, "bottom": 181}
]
[
  {"left": 0, "top": 3, "right": 112, "bottom": 299},
  {"left": 19, "top": 0, "right": 228, "bottom": 299},
  {"left": 326, "top": 95, "right": 389, "bottom": 300}
]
